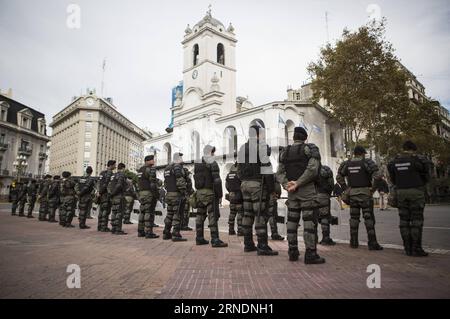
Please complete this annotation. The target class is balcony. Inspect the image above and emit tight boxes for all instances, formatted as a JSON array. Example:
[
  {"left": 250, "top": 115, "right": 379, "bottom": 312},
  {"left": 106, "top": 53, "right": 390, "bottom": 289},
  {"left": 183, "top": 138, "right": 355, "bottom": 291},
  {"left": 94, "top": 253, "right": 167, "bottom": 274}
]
[
  {"left": 0, "top": 142, "right": 8, "bottom": 152},
  {"left": 18, "top": 146, "right": 32, "bottom": 156},
  {"left": 39, "top": 152, "right": 48, "bottom": 160},
  {"left": 0, "top": 169, "right": 10, "bottom": 177}
]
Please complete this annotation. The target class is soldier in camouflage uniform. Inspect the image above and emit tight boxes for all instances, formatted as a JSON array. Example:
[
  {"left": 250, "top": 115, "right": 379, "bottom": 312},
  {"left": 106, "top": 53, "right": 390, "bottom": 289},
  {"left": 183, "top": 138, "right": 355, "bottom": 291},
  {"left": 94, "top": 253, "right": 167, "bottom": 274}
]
[
  {"left": 75, "top": 166, "right": 96, "bottom": 229},
  {"left": 123, "top": 176, "right": 137, "bottom": 225},
  {"left": 26, "top": 179, "right": 38, "bottom": 218},
  {"left": 47, "top": 175, "right": 60, "bottom": 223},
  {"left": 10, "top": 180, "right": 22, "bottom": 216},
  {"left": 237, "top": 126, "right": 278, "bottom": 256},
  {"left": 388, "top": 141, "right": 432, "bottom": 257},
  {"left": 225, "top": 162, "right": 244, "bottom": 236},
  {"left": 337, "top": 146, "right": 383, "bottom": 250},
  {"left": 108, "top": 163, "right": 128, "bottom": 235},
  {"left": 181, "top": 167, "right": 193, "bottom": 231},
  {"left": 316, "top": 165, "right": 336, "bottom": 245},
  {"left": 137, "top": 155, "right": 160, "bottom": 238},
  {"left": 163, "top": 152, "right": 187, "bottom": 242},
  {"left": 194, "top": 145, "right": 228, "bottom": 247},
  {"left": 276, "top": 127, "right": 325, "bottom": 264},
  {"left": 17, "top": 180, "right": 28, "bottom": 217},
  {"left": 97, "top": 160, "right": 116, "bottom": 232},
  {"left": 60, "top": 171, "right": 77, "bottom": 227},
  {"left": 38, "top": 175, "right": 52, "bottom": 221},
  {"left": 268, "top": 180, "right": 284, "bottom": 241}
]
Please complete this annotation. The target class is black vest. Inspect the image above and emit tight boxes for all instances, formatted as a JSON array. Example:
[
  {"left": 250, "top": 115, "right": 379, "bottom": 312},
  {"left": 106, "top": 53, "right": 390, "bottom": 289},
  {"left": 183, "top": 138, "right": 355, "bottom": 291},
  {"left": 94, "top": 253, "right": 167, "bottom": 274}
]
[
  {"left": 347, "top": 160, "right": 371, "bottom": 188},
  {"left": 194, "top": 162, "right": 213, "bottom": 190},
  {"left": 283, "top": 144, "right": 309, "bottom": 181},
  {"left": 226, "top": 171, "right": 241, "bottom": 192},
  {"left": 137, "top": 166, "right": 155, "bottom": 191},
  {"left": 316, "top": 171, "right": 333, "bottom": 195},
  {"left": 239, "top": 142, "right": 270, "bottom": 181},
  {"left": 393, "top": 156, "right": 424, "bottom": 189},
  {"left": 164, "top": 165, "right": 177, "bottom": 192},
  {"left": 98, "top": 170, "right": 113, "bottom": 194}
]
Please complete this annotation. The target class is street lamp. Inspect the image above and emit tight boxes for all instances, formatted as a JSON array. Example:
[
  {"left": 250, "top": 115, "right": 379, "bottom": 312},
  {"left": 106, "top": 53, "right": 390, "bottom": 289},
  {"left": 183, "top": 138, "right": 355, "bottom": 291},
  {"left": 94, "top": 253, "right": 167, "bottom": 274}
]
[{"left": 13, "top": 155, "right": 28, "bottom": 182}]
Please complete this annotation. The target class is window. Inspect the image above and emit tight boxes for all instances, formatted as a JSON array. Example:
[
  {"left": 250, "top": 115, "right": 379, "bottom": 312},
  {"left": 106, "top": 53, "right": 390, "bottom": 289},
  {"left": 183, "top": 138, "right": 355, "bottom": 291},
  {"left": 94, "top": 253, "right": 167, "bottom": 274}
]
[
  {"left": 217, "top": 43, "right": 225, "bottom": 65},
  {"left": 0, "top": 102, "right": 9, "bottom": 121},
  {"left": 0, "top": 133, "right": 5, "bottom": 144},
  {"left": 86, "top": 112, "right": 93, "bottom": 118},
  {"left": 193, "top": 44, "right": 199, "bottom": 66},
  {"left": 1, "top": 109, "right": 5, "bottom": 121},
  {"left": 85, "top": 121, "right": 93, "bottom": 131}
]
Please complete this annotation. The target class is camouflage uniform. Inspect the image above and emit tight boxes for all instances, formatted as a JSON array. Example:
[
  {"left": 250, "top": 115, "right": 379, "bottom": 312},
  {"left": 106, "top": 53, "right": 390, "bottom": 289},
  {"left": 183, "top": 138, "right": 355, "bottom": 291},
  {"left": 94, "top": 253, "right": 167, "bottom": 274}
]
[
  {"left": 10, "top": 182, "right": 21, "bottom": 216},
  {"left": 181, "top": 167, "right": 193, "bottom": 231},
  {"left": 17, "top": 183, "right": 28, "bottom": 217},
  {"left": 388, "top": 151, "right": 432, "bottom": 256},
  {"left": 163, "top": 162, "right": 187, "bottom": 241},
  {"left": 315, "top": 165, "right": 336, "bottom": 245},
  {"left": 137, "top": 165, "right": 160, "bottom": 238},
  {"left": 123, "top": 178, "right": 137, "bottom": 225},
  {"left": 75, "top": 174, "right": 96, "bottom": 229},
  {"left": 194, "top": 155, "right": 227, "bottom": 247},
  {"left": 26, "top": 181, "right": 39, "bottom": 218},
  {"left": 47, "top": 178, "right": 60, "bottom": 223},
  {"left": 237, "top": 139, "right": 277, "bottom": 255},
  {"left": 277, "top": 141, "right": 325, "bottom": 263},
  {"left": 268, "top": 181, "right": 284, "bottom": 240},
  {"left": 337, "top": 155, "right": 383, "bottom": 250},
  {"left": 108, "top": 170, "right": 128, "bottom": 234},
  {"left": 97, "top": 168, "right": 114, "bottom": 232},
  {"left": 225, "top": 163, "right": 244, "bottom": 236},
  {"left": 38, "top": 177, "right": 51, "bottom": 221},
  {"left": 60, "top": 176, "right": 77, "bottom": 227}
]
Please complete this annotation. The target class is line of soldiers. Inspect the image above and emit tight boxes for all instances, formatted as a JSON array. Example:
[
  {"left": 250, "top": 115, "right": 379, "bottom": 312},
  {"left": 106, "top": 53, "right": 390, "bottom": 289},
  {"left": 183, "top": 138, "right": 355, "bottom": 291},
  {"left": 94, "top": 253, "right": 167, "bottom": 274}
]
[{"left": 9, "top": 126, "right": 431, "bottom": 263}]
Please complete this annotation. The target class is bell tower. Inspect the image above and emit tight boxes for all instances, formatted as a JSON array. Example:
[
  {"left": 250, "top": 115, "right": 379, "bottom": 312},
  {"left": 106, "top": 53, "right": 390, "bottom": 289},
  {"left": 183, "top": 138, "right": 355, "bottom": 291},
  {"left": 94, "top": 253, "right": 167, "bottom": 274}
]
[{"left": 180, "top": 8, "right": 237, "bottom": 116}]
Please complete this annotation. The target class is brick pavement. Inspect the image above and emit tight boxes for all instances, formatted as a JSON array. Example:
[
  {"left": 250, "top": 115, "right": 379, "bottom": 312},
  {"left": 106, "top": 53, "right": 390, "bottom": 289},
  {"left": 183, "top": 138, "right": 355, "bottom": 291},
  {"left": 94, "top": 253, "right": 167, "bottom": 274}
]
[{"left": 0, "top": 210, "right": 449, "bottom": 299}]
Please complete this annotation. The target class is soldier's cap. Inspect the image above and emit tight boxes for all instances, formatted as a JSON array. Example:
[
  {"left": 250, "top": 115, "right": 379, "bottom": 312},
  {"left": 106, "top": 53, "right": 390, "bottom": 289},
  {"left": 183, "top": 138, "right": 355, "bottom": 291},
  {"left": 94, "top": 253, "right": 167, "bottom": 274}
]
[
  {"left": 145, "top": 155, "right": 155, "bottom": 162},
  {"left": 62, "top": 171, "right": 71, "bottom": 178},
  {"left": 45, "top": 174, "right": 52, "bottom": 179},
  {"left": 86, "top": 166, "right": 93, "bottom": 174},
  {"left": 353, "top": 145, "right": 367, "bottom": 155},
  {"left": 293, "top": 126, "right": 308, "bottom": 140},
  {"left": 203, "top": 145, "right": 216, "bottom": 156},
  {"left": 118, "top": 163, "right": 126, "bottom": 170},
  {"left": 403, "top": 140, "right": 417, "bottom": 151},
  {"left": 107, "top": 160, "right": 116, "bottom": 167},
  {"left": 53, "top": 175, "right": 60, "bottom": 180}
]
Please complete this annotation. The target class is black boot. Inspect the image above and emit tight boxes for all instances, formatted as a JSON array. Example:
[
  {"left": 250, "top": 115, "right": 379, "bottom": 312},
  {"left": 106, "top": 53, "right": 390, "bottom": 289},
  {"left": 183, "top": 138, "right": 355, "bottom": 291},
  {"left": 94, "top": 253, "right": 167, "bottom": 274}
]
[
  {"left": 196, "top": 227, "right": 209, "bottom": 245},
  {"left": 229, "top": 225, "right": 236, "bottom": 236},
  {"left": 79, "top": 223, "right": 90, "bottom": 229},
  {"left": 257, "top": 237, "right": 278, "bottom": 256},
  {"left": 304, "top": 249, "right": 326, "bottom": 264},
  {"left": 320, "top": 236, "right": 336, "bottom": 246},
  {"left": 138, "top": 231, "right": 146, "bottom": 238},
  {"left": 400, "top": 229, "right": 412, "bottom": 256},
  {"left": 171, "top": 229, "right": 187, "bottom": 242},
  {"left": 368, "top": 233, "right": 383, "bottom": 251},
  {"left": 237, "top": 228, "right": 244, "bottom": 236},
  {"left": 271, "top": 234, "right": 285, "bottom": 241},
  {"left": 244, "top": 234, "right": 257, "bottom": 252},
  {"left": 350, "top": 232, "right": 359, "bottom": 248},
  {"left": 27, "top": 214, "right": 34, "bottom": 218},
  {"left": 145, "top": 232, "right": 159, "bottom": 239},
  {"left": 412, "top": 228, "right": 428, "bottom": 257},
  {"left": 113, "top": 230, "right": 128, "bottom": 235},
  {"left": 211, "top": 238, "right": 228, "bottom": 248},
  {"left": 288, "top": 248, "right": 300, "bottom": 261},
  {"left": 162, "top": 228, "right": 172, "bottom": 240}
]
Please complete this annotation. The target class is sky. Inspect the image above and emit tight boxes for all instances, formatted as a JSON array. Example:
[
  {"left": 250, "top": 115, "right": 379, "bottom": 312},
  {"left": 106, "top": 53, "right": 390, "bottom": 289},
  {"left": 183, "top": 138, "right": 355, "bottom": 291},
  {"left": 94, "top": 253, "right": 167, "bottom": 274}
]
[{"left": 1, "top": 0, "right": 449, "bottom": 134}]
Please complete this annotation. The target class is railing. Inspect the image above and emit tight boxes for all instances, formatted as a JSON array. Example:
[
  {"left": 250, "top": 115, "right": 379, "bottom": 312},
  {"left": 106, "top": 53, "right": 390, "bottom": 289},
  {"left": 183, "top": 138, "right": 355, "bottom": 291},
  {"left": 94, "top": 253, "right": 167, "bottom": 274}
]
[
  {"left": 39, "top": 152, "right": 48, "bottom": 160},
  {"left": 0, "top": 169, "right": 10, "bottom": 177},
  {"left": 0, "top": 142, "right": 8, "bottom": 152},
  {"left": 18, "top": 147, "right": 32, "bottom": 156}
]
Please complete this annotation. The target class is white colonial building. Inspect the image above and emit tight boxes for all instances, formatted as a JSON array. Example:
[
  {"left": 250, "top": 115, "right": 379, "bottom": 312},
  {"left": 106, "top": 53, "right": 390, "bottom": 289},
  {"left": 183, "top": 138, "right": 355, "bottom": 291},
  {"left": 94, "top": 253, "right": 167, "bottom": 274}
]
[{"left": 144, "top": 10, "right": 345, "bottom": 183}]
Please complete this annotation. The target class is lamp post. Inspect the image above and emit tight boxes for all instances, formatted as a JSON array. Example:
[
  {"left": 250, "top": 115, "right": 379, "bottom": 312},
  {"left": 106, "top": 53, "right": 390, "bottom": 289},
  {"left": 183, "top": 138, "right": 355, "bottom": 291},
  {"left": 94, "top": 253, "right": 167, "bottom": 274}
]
[{"left": 13, "top": 155, "right": 28, "bottom": 182}]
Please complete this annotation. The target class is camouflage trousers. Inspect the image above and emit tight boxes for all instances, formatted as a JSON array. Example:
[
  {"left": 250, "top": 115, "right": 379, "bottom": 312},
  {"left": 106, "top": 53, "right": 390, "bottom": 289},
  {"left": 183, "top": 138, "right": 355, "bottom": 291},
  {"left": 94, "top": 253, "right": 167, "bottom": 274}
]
[
  {"left": 38, "top": 198, "right": 49, "bottom": 220},
  {"left": 97, "top": 194, "right": 111, "bottom": 231},
  {"left": 349, "top": 195, "right": 377, "bottom": 240},
  {"left": 268, "top": 197, "right": 280, "bottom": 236},
  {"left": 110, "top": 195, "right": 125, "bottom": 232},
  {"left": 286, "top": 196, "right": 318, "bottom": 252},
  {"left": 228, "top": 202, "right": 243, "bottom": 232},
  {"left": 78, "top": 195, "right": 92, "bottom": 226},
  {"left": 48, "top": 198, "right": 59, "bottom": 222},
  {"left": 397, "top": 188, "right": 426, "bottom": 249},
  {"left": 196, "top": 190, "right": 219, "bottom": 239},
  {"left": 124, "top": 195, "right": 134, "bottom": 223},
  {"left": 181, "top": 199, "right": 190, "bottom": 228},
  {"left": 61, "top": 195, "right": 76, "bottom": 226},
  {"left": 164, "top": 192, "right": 182, "bottom": 234},
  {"left": 11, "top": 199, "right": 19, "bottom": 215},
  {"left": 316, "top": 195, "right": 332, "bottom": 238},
  {"left": 138, "top": 191, "right": 157, "bottom": 235},
  {"left": 241, "top": 181, "right": 270, "bottom": 245},
  {"left": 18, "top": 197, "right": 27, "bottom": 216},
  {"left": 27, "top": 196, "right": 37, "bottom": 217}
]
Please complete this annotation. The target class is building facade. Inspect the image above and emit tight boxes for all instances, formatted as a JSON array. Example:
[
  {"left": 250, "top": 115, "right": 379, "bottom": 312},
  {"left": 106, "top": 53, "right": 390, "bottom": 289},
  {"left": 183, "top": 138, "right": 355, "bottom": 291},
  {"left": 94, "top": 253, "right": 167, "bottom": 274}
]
[
  {"left": 0, "top": 92, "right": 50, "bottom": 197},
  {"left": 143, "top": 11, "right": 345, "bottom": 186},
  {"left": 49, "top": 90, "right": 150, "bottom": 176}
]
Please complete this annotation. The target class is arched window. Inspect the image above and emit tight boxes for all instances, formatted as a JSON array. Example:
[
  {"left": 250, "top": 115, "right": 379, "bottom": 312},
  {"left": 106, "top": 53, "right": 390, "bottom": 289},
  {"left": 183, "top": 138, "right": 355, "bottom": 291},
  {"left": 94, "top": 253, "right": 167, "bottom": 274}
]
[
  {"left": 193, "top": 44, "right": 199, "bottom": 66},
  {"left": 249, "top": 119, "right": 266, "bottom": 142},
  {"left": 163, "top": 143, "right": 171, "bottom": 165},
  {"left": 223, "top": 126, "right": 237, "bottom": 157},
  {"left": 217, "top": 43, "right": 225, "bottom": 65},
  {"left": 191, "top": 131, "right": 200, "bottom": 161}
]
